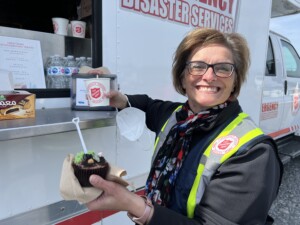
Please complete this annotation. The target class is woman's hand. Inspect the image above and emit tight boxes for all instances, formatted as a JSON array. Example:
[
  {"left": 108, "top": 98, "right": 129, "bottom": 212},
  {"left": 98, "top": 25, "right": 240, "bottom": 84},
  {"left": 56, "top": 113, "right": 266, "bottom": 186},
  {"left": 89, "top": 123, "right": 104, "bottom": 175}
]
[
  {"left": 87, "top": 68, "right": 128, "bottom": 109},
  {"left": 103, "top": 90, "right": 128, "bottom": 109},
  {"left": 86, "top": 175, "right": 147, "bottom": 218},
  {"left": 87, "top": 67, "right": 111, "bottom": 75}
]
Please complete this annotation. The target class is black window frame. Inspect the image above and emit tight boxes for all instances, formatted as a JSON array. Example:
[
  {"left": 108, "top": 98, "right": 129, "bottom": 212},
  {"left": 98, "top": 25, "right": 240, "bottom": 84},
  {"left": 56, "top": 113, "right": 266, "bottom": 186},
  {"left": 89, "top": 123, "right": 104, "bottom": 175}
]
[{"left": 265, "top": 37, "right": 276, "bottom": 76}]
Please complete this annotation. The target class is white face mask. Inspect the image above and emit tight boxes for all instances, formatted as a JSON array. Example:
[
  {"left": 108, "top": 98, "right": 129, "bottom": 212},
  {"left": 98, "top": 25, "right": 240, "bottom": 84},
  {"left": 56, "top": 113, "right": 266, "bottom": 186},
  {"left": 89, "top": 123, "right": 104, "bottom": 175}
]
[{"left": 116, "top": 107, "right": 146, "bottom": 141}]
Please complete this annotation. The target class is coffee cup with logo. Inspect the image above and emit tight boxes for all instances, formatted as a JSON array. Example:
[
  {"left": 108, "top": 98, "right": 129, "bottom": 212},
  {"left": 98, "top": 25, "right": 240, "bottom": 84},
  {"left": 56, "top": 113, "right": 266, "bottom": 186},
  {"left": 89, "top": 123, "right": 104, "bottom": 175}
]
[
  {"left": 71, "top": 20, "right": 86, "bottom": 38},
  {"left": 52, "top": 17, "right": 69, "bottom": 36}
]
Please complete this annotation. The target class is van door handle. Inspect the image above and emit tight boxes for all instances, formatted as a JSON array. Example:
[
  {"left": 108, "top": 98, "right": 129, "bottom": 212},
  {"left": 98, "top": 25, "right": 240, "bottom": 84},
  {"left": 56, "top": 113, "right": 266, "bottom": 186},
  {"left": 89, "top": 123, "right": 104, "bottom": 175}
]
[{"left": 284, "top": 80, "right": 287, "bottom": 95}]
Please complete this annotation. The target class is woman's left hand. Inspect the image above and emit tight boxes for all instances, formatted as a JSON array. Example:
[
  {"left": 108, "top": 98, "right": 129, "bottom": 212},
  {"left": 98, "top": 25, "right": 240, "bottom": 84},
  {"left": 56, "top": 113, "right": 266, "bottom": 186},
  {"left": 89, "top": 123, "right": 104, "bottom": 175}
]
[{"left": 86, "top": 175, "right": 147, "bottom": 217}]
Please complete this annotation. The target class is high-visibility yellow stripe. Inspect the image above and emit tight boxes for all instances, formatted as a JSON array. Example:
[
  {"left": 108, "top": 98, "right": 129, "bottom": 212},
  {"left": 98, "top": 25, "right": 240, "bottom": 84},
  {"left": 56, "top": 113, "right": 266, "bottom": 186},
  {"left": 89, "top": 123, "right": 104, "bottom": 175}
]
[
  {"left": 186, "top": 113, "right": 262, "bottom": 218},
  {"left": 187, "top": 115, "right": 248, "bottom": 218},
  {"left": 187, "top": 163, "right": 205, "bottom": 218},
  {"left": 153, "top": 105, "right": 183, "bottom": 151},
  {"left": 221, "top": 128, "right": 263, "bottom": 162},
  {"left": 161, "top": 119, "right": 169, "bottom": 132},
  {"left": 203, "top": 112, "right": 248, "bottom": 158},
  {"left": 153, "top": 136, "right": 160, "bottom": 149}
]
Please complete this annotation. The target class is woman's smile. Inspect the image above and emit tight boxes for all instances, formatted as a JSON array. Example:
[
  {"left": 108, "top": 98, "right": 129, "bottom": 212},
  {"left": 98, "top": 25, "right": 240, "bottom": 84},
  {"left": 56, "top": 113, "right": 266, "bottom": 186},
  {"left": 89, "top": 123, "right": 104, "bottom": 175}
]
[{"left": 196, "top": 85, "right": 219, "bottom": 92}]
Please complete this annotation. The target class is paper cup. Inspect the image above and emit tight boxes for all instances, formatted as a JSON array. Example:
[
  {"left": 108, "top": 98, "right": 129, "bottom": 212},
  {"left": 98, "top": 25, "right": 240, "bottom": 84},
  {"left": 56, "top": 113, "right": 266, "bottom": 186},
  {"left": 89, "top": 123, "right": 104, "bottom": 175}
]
[
  {"left": 52, "top": 17, "right": 69, "bottom": 36},
  {"left": 71, "top": 20, "right": 86, "bottom": 38},
  {"left": 85, "top": 78, "right": 110, "bottom": 107}
]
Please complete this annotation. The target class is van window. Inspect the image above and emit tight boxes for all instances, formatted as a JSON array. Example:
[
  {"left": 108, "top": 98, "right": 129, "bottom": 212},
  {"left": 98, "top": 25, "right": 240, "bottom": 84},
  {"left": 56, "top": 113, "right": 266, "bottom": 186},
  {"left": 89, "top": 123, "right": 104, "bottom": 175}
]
[
  {"left": 281, "top": 40, "right": 300, "bottom": 78},
  {"left": 265, "top": 38, "right": 276, "bottom": 76}
]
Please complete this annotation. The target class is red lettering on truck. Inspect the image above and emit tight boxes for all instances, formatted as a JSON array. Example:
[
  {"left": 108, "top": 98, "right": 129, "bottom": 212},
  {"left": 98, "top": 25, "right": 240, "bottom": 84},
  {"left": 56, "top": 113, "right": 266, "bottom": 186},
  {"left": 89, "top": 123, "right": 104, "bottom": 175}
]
[{"left": 120, "top": 0, "right": 237, "bottom": 31}]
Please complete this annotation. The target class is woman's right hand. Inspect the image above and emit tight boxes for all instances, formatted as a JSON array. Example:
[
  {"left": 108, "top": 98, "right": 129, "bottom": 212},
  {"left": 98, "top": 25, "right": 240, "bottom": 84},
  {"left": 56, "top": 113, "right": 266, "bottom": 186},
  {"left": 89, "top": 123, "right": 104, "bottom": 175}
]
[
  {"left": 105, "top": 90, "right": 128, "bottom": 109},
  {"left": 87, "top": 68, "right": 128, "bottom": 109}
]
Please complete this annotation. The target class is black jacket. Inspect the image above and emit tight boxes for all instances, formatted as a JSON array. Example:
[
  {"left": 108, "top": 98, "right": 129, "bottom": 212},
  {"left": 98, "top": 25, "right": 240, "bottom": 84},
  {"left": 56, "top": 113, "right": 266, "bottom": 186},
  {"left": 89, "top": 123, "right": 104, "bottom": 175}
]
[{"left": 127, "top": 95, "right": 283, "bottom": 225}]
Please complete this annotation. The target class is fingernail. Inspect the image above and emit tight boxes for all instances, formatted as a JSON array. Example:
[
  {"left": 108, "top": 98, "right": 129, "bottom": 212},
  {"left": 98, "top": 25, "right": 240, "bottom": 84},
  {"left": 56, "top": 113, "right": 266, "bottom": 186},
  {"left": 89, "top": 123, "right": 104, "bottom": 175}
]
[{"left": 90, "top": 174, "right": 96, "bottom": 183}]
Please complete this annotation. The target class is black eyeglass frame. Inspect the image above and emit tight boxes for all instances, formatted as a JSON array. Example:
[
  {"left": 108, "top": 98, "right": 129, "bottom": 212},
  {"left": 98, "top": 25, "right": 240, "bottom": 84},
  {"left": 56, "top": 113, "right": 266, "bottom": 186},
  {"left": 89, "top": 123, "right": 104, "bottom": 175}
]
[{"left": 185, "top": 61, "right": 236, "bottom": 78}]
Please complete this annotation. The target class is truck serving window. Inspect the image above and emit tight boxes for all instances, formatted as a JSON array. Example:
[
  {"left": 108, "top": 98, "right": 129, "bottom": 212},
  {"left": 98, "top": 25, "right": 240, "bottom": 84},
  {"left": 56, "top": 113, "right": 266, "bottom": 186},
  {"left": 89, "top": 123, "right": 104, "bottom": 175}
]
[
  {"left": 266, "top": 38, "right": 276, "bottom": 76},
  {"left": 0, "top": 0, "right": 96, "bottom": 99},
  {"left": 281, "top": 40, "right": 300, "bottom": 78}
]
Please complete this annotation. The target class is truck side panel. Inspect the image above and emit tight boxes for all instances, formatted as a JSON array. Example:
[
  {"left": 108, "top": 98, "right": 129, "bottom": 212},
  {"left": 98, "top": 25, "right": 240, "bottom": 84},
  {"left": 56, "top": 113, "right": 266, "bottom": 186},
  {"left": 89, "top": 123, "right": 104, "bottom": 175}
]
[
  {"left": 261, "top": 31, "right": 300, "bottom": 138},
  {"left": 0, "top": 0, "right": 282, "bottom": 225}
]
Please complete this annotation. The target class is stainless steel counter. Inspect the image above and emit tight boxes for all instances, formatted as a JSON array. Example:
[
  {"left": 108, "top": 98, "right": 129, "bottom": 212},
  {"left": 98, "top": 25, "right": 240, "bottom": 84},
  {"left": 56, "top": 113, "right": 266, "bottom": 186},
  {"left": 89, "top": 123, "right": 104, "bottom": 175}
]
[{"left": 0, "top": 108, "right": 117, "bottom": 141}]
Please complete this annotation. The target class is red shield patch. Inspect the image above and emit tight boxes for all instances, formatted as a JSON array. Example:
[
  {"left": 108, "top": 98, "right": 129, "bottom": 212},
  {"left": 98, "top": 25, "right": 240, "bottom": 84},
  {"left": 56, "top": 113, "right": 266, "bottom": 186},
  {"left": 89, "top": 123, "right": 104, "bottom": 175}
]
[{"left": 212, "top": 135, "right": 239, "bottom": 155}]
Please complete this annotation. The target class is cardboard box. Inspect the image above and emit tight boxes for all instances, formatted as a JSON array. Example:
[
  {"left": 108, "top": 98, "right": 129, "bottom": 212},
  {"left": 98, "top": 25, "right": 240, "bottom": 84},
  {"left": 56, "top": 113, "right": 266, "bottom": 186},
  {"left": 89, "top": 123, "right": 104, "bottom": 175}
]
[
  {"left": 0, "top": 91, "right": 35, "bottom": 120},
  {"left": 80, "top": 0, "right": 92, "bottom": 19}
]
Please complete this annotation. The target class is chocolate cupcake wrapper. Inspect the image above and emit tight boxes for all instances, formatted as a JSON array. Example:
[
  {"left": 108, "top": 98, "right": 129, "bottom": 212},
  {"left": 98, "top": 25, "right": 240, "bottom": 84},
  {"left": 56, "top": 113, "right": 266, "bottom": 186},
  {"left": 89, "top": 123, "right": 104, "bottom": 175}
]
[
  {"left": 60, "top": 154, "right": 129, "bottom": 204},
  {"left": 73, "top": 164, "right": 109, "bottom": 187}
]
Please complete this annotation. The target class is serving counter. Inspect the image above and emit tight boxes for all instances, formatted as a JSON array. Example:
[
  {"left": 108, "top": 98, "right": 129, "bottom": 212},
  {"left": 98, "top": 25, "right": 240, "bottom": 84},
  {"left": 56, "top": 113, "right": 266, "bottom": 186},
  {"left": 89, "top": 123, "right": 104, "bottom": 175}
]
[
  {"left": 0, "top": 107, "right": 153, "bottom": 224},
  {"left": 0, "top": 108, "right": 117, "bottom": 141}
]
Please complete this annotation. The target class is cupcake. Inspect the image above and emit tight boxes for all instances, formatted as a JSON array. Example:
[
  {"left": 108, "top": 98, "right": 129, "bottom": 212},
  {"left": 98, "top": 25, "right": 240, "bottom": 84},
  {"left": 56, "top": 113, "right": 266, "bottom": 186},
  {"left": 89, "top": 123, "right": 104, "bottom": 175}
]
[{"left": 72, "top": 151, "right": 109, "bottom": 187}]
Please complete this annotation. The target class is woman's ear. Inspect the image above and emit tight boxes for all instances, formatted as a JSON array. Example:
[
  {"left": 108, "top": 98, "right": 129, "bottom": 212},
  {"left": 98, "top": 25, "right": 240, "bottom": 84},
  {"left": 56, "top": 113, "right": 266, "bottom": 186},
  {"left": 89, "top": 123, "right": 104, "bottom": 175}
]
[{"left": 231, "top": 86, "right": 235, "bottom": 93}]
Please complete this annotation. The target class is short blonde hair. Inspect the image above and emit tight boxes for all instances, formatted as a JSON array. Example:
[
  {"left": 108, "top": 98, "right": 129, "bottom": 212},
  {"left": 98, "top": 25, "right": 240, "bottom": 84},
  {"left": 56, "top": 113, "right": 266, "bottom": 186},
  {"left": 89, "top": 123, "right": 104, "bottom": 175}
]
[{"left": 172, "top": 28, "right": 250, "bottom": 99}]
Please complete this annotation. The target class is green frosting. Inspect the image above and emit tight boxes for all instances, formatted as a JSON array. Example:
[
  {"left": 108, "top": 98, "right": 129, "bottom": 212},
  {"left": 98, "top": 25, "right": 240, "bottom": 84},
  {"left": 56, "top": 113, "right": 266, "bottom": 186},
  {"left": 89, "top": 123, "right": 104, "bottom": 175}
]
[{"left": 74, "top": 150, "right": 99, "bottom": 164}]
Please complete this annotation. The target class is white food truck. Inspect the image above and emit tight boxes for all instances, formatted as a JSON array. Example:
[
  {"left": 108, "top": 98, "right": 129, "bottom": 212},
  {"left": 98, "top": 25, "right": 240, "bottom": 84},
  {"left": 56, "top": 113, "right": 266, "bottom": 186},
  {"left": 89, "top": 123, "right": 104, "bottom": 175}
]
[{"left": 1, "top": 0, "right": 300, "bottom": 224}]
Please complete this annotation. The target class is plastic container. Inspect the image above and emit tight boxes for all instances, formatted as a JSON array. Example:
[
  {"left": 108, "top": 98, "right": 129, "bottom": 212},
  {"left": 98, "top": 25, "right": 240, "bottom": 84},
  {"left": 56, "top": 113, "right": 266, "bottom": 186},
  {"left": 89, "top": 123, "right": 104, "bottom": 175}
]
[
  {"left": 77, "top": 56, "right": 88, "bottom": 68},
  {"left": 46, "top": 54, "right": 65, "bottom": 88},
  {"left": 87, "top": 57, "right": 92, "bottom": 67},
  {"left": 64, "top": 55, "right": 79, "bottom": 88}
]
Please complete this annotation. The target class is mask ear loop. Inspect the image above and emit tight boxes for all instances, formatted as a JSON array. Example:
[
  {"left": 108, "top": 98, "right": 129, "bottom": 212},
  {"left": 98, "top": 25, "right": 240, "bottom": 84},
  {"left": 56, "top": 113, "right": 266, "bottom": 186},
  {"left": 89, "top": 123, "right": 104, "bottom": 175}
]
[
  {"left": 116, "top": 94, "right": 132, "bottom": 141},
  {"left": 124, "top": 94, "right": 132, "bottom": 108}
]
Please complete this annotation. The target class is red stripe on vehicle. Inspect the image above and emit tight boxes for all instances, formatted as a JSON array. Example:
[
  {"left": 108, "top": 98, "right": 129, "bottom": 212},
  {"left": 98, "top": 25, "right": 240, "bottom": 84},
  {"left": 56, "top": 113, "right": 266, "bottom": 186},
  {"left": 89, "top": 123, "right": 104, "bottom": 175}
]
[
  {"left": 56, "top": 189, "right": 145, "bottom": 225},
  {"left": 268, "top": 128, "right": 291, "bottom": 138},
  {"left": 56, "top": 210, "right": 117, "bottom": 225}
]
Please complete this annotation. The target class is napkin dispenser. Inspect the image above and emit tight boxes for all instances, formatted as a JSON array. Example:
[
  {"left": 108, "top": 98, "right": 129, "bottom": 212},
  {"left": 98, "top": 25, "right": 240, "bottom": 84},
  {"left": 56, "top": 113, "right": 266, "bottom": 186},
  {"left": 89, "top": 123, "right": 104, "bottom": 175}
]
[{"left": 71, "top": 73, "right": 117, "bottom": 111}]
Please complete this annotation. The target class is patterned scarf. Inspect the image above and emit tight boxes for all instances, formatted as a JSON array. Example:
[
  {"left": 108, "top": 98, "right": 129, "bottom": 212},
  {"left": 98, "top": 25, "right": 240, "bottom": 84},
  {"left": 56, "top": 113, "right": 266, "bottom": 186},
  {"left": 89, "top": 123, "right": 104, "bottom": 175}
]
[{"left": 145, "top": 101, "right": 227, "bottom": 206}]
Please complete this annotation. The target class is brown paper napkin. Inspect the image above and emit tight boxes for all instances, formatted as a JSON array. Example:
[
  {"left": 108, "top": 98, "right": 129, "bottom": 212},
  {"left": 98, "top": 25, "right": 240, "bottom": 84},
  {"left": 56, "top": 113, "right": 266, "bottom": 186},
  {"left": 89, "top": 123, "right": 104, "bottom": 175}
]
[
  {"left": 79, "top": 66, "right": 111, "bottom": 74},
  {"left": 60, "top": 154, "right": 129, "bottom": 204}
]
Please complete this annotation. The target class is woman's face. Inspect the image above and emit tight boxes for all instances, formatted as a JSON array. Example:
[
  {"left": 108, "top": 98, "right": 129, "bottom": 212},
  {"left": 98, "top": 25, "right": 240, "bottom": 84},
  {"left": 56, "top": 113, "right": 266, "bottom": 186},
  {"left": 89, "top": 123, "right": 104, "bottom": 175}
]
[{"left": 182, "top": 44, "right": 235, "bottom": 113}]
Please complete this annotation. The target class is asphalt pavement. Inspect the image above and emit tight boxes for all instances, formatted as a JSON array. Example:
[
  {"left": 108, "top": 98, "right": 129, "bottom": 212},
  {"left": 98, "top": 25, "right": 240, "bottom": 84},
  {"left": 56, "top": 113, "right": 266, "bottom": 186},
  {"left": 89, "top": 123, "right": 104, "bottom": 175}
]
[{"left": 269, "top": 157, "right": 300, "bottom": 225}]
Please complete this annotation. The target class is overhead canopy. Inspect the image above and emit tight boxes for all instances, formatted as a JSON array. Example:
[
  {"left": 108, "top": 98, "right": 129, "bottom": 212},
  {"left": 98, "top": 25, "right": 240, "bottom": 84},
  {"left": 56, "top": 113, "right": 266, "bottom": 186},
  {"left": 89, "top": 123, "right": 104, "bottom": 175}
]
[{"left": 272, "top": 0, "right": 300, "bottom": 17}]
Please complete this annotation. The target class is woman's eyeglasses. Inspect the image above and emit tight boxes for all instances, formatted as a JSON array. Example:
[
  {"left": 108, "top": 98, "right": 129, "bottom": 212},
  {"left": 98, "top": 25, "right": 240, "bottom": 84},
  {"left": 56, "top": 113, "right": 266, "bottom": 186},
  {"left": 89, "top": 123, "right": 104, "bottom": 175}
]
[{"left": 186, "top": 61, "right": 235, "bottom": 78}]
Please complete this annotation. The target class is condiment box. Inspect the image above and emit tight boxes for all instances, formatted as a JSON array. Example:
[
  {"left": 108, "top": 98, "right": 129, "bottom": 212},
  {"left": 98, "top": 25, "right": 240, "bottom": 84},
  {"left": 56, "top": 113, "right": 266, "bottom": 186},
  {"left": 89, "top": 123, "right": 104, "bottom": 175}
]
[
  {"left": 71, "top": 73, "right": 117, "bottom": 111},
  {"left": 0, "top": 91, "right": 36, "bottom": 120}
]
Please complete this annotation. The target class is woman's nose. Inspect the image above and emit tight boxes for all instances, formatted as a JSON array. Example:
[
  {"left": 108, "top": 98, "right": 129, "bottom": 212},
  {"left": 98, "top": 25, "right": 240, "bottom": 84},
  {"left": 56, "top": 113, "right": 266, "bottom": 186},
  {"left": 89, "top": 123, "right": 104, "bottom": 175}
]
[{"left": 201, "top": 67, "right": 217, "bottom": 82}]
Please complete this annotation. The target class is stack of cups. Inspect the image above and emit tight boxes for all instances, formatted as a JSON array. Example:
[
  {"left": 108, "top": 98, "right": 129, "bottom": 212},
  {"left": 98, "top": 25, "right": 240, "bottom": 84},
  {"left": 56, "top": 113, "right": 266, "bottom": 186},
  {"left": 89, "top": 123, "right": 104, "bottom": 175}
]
[
  {"left": 52, "top": 18, "right": 69, "bottom": 36},
  {"left": 71, "top": 20, "right": 86, "bottom": 38},
  {"left": 52, "top": 18, "right": 86, "bottom": 38}
]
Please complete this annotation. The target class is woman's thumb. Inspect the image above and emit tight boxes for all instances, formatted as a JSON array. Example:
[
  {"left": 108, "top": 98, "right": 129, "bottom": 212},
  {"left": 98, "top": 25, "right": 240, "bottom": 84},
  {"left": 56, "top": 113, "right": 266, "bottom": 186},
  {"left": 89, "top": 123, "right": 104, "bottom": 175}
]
[{"left": 89, "top": 174, "right": 105, "bottom": 189}]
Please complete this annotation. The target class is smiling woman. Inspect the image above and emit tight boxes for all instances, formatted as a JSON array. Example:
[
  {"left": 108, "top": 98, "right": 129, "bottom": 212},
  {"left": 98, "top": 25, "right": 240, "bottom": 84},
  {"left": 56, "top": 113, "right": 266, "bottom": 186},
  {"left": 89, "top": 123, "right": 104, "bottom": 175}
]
[{"left": 83, "top": 27, "right": 283, "bottom": 225}]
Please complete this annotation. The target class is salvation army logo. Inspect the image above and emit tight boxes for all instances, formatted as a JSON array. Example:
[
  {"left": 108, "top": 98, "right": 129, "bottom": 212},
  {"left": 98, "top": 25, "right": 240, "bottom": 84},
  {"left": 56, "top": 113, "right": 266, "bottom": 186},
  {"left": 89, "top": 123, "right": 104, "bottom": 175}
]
[
  {"left": 87, "top": 82, "right": 106, "bottom": 102},
  {"left": 76, "top": 26, "right": 82, "bottom": 33},
  {"left": 292, "top": 87, "right": 299, "bottom": 114},
  {"left": 74, "top": 25, "right": 84, "bottom": 34},
  {"left": 212, "top": 135, "right": 239, "bottom": 155},
  {"left": 91, "top": 88, "right": 101, "bottom": 99},
  {"left": 292, "top": 92, "right": 299, "bottom": 113}
]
